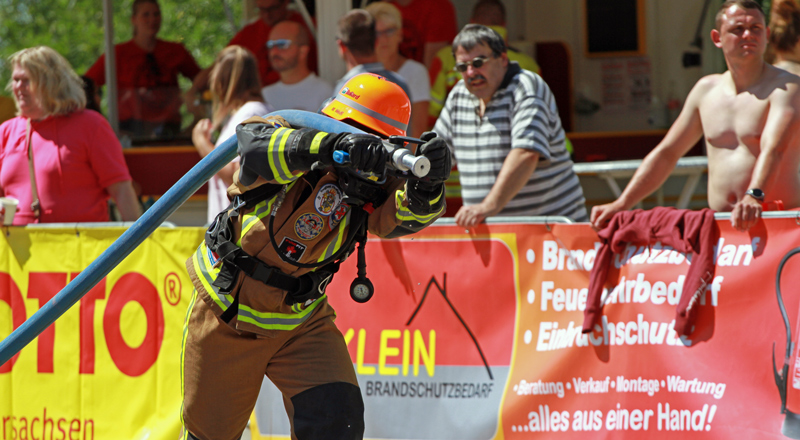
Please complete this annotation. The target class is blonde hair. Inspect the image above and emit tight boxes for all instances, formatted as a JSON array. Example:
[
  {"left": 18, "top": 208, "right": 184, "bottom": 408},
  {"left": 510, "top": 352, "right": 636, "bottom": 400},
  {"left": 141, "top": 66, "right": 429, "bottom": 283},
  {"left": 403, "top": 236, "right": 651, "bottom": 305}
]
[
  {"left": 770, "top": 0, "right": 800, "bottom": 52},
  {"left": 7, "top": 46, "right": 86, "bottom": 118},
  {"left": 209, "top": 45, "right": 263, "bottom": 129},
  {"left": 364, "top": 1, "right": 403, "bottom": 29}
]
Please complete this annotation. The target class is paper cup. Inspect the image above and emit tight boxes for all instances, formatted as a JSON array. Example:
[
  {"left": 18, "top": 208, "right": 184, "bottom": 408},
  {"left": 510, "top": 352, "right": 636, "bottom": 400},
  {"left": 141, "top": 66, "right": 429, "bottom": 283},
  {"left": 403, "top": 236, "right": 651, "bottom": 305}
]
[{"left": 0, "top": 197, "right": 19, "bottom": 225}]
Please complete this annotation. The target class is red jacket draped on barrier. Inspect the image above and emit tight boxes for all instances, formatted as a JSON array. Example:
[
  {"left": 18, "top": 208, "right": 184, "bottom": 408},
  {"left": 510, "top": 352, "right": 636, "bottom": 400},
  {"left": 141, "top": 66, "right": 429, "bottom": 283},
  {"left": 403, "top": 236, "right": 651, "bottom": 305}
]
[{"left": 583, "top": 207, "right": 720, "bottom": 336}]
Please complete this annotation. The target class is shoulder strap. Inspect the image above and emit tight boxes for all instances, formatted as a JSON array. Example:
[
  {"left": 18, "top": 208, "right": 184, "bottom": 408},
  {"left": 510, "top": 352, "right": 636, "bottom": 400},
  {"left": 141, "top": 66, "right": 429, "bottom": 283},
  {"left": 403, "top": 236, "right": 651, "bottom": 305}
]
[
  {"left": 25, "top": 119, "right": 41, "bottom": 219},
  {"left": 233, "top": 183, "right": 283, "bottom": 211}
]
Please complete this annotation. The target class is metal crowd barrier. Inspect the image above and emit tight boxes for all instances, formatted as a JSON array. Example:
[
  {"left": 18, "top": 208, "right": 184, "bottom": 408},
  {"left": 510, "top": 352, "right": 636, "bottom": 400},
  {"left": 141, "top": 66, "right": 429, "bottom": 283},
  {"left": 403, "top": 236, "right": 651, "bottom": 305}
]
[{"left": 574, "top": 156, "right": 708, "bottom": 209}]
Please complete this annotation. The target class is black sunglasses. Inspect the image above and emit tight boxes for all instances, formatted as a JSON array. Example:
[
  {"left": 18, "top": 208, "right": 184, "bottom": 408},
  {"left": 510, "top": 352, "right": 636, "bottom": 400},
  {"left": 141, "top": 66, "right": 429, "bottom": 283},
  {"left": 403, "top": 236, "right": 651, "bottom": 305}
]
[{"left": 454, "top": 56, "right": 491, "bottom": 73}]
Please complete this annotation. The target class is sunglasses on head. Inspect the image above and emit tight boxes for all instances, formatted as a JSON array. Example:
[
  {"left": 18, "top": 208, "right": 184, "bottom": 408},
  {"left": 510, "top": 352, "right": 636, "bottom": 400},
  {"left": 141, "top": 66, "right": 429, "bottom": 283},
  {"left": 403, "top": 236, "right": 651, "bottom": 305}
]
[
  {"left": 454, "top": 56, "right": 491, "bottom": 73},
  {"left": 266, "top": 39, "right": 292, "bottom": 50}
]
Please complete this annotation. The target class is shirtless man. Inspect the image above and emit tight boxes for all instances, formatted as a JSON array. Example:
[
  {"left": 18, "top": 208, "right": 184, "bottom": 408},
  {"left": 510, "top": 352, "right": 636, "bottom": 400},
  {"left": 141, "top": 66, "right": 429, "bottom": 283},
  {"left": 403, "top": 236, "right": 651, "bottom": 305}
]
[{"left": 591, "top": 0, "right": 800, "bottom": 232}]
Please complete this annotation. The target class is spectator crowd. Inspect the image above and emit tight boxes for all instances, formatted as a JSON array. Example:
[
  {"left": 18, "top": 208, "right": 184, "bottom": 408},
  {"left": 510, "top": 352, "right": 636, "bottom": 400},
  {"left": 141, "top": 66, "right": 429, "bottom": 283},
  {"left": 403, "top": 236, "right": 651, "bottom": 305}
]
[
  {"left": 4, "top": 0, "right": 793, "bottom": 232},
  {"left": 0, "top": 0, "right": 489, "bottom": 226}
]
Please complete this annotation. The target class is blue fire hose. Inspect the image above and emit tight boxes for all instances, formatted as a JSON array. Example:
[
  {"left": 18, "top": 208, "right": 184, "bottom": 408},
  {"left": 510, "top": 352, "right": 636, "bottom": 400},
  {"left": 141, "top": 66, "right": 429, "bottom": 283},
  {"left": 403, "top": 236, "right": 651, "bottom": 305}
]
[{"left": 0, "top": 110, "right": 372, "bottom": 366}]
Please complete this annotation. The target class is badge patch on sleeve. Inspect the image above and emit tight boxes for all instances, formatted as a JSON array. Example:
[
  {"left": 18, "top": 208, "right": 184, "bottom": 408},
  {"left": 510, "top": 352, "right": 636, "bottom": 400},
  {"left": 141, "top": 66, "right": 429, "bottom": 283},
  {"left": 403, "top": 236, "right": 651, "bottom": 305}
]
[
  {"left": 278, "top": 237, "right": 307, "bottom": 262},
  {"left": 295, "top": 213, "right": 324, "bottom": 240},
  {"left": 315, "top": 184, "right": 343, "bottom": 216},
  {"left": 329, "top": 203, "right": 350, "bottom": 230}
]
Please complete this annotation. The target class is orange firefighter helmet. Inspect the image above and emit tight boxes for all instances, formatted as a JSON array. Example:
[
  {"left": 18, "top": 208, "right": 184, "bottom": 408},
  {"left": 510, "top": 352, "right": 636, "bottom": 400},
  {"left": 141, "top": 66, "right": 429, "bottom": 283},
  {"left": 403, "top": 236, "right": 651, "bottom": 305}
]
[{"left": 322, "top": 73, "right": 411, "bottom": 138}]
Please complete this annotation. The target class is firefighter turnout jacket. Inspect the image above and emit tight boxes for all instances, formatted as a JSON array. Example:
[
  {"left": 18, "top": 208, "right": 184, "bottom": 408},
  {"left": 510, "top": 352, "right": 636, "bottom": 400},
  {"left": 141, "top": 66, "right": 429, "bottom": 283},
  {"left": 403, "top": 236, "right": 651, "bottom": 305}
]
[{"left": 186, "top": 117, "right": 445, "bottom": 337}]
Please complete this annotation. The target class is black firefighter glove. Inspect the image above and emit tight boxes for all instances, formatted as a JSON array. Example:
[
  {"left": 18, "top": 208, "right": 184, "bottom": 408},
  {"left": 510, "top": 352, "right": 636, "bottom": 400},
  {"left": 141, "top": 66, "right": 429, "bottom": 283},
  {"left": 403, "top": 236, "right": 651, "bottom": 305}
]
[
  {"left": 406, "top": 131, "right": 451, "bottom": 214},
  {"left": 287, "top": 130, "right": 387, "bottom": 174},
  {"left": 329, "top": 132, "right": 388, "bottom": 176}
]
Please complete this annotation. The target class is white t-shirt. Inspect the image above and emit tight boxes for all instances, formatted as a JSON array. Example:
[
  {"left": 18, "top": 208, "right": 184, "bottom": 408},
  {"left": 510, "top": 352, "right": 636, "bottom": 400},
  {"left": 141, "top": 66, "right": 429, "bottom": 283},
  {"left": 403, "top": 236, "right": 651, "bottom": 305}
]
[
  {"left": 207, "top": 100, "right": 273, "bottom": 224},
  {"left": 261, "top": 73, "right": 334, "bottom": 112},
  {"left": 396, "top": 59, "right": 431, "bottom": 104}
]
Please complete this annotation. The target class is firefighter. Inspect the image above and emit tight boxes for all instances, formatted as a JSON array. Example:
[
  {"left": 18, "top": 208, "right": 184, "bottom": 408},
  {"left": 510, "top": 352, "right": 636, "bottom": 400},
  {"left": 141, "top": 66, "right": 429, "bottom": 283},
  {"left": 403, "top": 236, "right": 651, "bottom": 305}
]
[{"left": 180, "top": 72, "right": 450, "bottom": 440}]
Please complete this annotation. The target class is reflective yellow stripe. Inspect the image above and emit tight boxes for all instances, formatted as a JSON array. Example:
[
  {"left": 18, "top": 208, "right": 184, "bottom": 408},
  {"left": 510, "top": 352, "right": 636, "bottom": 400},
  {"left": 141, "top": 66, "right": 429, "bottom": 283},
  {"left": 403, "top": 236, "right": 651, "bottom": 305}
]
[
  {"left": 276, "top": 128, "right": 296, "bottom": 182},
  {"left": 395, "top": 189, "right": 443, "bottom": 223},
  {"left": 430, "top": 189, "right": 442, "bottom": 205},
  {"left": 310, "top": 131, "right": 327, "bottom": 154},
  {"left": 397, "top": 205, "right": 443, "bottom": 223},
  {"left": 179, "top": 288, "right": 200, "bottom": 429},
  {"left": 238, "top": 296, "right": 325, "bottom": 331},
  {"left": 191, "top": 242, "right": 233, "bottom": 310},
  {"left": 267, "top": 128, "right": 298, "bottom": 184},
  {"left": 267, "top": 127, "right": 287, "bottom": 181},
  {"left": 239, "top": 199, "right": 272, "bottom": 246},
  {"left": 238, "top": 180, "right": 299, "bottom": 245},
  {"left": 318, "top": 209, "right": 351, "bottom": 262}
]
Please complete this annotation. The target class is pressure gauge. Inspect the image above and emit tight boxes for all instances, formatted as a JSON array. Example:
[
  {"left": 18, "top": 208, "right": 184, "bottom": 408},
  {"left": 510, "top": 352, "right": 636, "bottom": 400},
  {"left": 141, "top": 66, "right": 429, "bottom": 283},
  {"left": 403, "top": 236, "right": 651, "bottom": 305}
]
[{"left": 350, "top": 278, "right": 374, "bottom": 303}]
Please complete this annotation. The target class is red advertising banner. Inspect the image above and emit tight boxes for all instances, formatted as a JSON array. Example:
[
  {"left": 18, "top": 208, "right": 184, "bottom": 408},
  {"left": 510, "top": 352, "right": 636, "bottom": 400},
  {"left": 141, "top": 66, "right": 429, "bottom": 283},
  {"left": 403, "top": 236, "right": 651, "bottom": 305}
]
[
  {"left": 250, "top": 219, "right": 800, "bottom": 439},
  {"left": 4, "top": 219, "right": 800, "bottom": 439}
]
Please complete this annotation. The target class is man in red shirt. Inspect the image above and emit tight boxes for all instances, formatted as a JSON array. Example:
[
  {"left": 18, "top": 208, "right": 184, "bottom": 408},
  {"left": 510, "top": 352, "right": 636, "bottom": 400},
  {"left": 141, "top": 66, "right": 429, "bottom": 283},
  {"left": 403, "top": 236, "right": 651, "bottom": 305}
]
[
  {"left": 86, "top": 0, "right": 201, "bottom": 140},
  {"left": 229, "top": 0, "right": 317, "bottom": 86},
  {"left": 85, "top": 41, "right": 200, "bottom": 135},
  {"left": 389, "top": 0, "right": 458, "bottom": 68},
  {"left": 188, "top": 0, "right": 318, "bottom": 117}
]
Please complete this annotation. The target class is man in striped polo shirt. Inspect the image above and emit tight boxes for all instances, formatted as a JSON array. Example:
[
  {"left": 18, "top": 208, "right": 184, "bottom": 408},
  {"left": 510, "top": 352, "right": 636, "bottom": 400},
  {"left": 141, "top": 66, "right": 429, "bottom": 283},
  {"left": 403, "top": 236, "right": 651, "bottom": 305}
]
[{"left": 434, "top": 24, "right": 588, "bottom": 227}]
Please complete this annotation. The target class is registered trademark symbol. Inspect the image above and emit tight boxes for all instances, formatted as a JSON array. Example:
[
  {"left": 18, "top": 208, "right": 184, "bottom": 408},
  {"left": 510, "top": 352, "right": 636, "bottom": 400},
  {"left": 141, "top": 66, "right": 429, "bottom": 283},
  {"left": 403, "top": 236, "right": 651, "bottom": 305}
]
[{"left": 164, "top": 272, "right": 182, "bottom": 306}]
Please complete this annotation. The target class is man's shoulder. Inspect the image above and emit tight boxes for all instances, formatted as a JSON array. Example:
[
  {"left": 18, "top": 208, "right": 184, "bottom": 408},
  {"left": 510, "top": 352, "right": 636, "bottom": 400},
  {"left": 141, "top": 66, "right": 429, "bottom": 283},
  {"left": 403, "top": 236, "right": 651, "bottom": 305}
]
[
  {"left": 266, "top": 75, "right": 332, "bottom": 93},
  {"left": 687, "top": 72, "right": 726, "bottom": 101},
  {"left": 694, "top": 69, "right": 727, "bottom": 86},
  {"left": 303, "top": 73, "right": 332, "bottom": 88},
  {"left": 399, "top": 59, "right": 427, "bottom": 77},
  {"left": 240, "top": 19, "right": 265, "bottom": 33},
  {"left": 263, "top": 81, "right": 287, "bottom": 92},
  {"left": 231, "top": 19, "right": 265, "bottom": 42},
  {"left": 763, "top": 65, "right": 800, "bottom": 100},
  {"left": 503, "top": 68, "right": 546, "bottom": 97},
  {"left": 448, "top": 80, "right": 472, "bottom": 98}
]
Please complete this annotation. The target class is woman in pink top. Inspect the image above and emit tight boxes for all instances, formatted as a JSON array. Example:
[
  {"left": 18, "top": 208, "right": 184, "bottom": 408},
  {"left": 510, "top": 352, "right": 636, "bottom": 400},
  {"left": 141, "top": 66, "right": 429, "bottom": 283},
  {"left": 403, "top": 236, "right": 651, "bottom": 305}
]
[{"left": 1, "top": 46, "right": 141, "bottom": 225}]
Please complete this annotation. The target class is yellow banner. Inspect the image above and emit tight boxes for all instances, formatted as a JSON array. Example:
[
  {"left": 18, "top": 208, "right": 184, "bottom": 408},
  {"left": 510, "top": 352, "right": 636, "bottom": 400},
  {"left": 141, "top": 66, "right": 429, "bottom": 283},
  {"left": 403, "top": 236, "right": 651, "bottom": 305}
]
[{"left": 0, "top": 226, "right": 205, "bottom": 440}]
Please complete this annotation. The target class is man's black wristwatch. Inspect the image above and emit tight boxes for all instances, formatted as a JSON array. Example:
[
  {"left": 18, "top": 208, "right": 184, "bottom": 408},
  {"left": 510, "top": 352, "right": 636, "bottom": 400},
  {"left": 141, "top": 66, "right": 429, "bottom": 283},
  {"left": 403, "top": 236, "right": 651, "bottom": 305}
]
[{"left": 745, "top": 188, "right": 765, "bottom": 202}]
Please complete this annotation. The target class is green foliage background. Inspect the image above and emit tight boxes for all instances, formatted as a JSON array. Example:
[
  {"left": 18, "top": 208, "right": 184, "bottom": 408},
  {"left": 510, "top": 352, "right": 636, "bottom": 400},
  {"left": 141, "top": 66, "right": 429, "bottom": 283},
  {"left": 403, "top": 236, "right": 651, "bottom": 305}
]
[{"left": 0, "top": 0, "right": 247, "bottom": 97}]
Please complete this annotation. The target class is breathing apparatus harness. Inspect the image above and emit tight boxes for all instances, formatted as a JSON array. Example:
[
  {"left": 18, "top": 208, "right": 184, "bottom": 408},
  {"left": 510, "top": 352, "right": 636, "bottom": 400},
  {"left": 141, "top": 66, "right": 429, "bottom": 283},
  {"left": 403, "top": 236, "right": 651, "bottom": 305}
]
[{"left": 205, "top": 135, "right": 427, "bottom": 319}]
